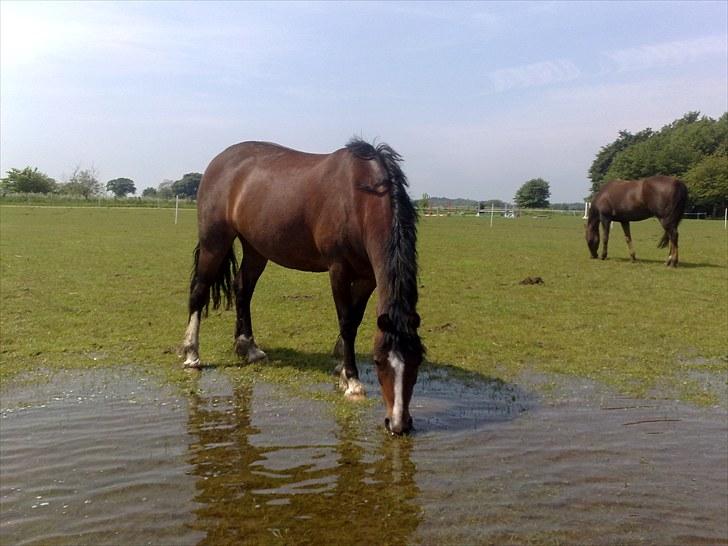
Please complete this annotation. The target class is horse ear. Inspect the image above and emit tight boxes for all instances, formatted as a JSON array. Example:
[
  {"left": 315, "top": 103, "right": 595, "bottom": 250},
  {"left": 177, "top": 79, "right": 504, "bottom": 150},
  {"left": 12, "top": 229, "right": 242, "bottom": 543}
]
[
  {"left": 409, "top": 313, "right": 421, "bottom": 329},
  {"left": 377, "top": 314, "right": 394, "bottom": 333}
]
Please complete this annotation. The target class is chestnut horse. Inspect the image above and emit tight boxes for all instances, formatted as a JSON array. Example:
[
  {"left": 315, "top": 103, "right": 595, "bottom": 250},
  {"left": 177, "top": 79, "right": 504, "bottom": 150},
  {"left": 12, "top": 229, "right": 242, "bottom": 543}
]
[
  {"left": 586, "top": 175, "right": 688, "bottom": 267},
  {"left": 181, "top": 138, "right": 424, "bottom": 434}
]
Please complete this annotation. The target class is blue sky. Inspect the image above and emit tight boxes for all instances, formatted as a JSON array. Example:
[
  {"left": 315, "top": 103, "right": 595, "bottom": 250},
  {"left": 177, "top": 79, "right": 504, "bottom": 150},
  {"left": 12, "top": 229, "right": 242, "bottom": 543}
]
[{"left": 1, "top": 1, "right": 726, "bottom": 202}]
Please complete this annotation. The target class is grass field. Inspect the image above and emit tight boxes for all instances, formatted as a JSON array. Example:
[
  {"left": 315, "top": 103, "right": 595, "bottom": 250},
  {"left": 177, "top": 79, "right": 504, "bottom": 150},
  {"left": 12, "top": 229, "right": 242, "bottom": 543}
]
[{"left": 1, "top": 206, "right": 726, "bottom": 405}]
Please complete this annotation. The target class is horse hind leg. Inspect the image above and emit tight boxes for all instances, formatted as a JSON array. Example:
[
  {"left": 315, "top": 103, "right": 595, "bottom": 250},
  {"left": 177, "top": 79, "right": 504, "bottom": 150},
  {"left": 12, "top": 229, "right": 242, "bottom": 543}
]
[
  {"left": 666, "top": 228, "right": 679, "bottom": 267},
  {"left": 620, "top": 222, "right": 636, "bottom": 261},
  {"left": 182, "top": 238, "right": 235, "bottom": 368},
  {"left": 233, "top": 240, "right": 268, "bottom": 362}
]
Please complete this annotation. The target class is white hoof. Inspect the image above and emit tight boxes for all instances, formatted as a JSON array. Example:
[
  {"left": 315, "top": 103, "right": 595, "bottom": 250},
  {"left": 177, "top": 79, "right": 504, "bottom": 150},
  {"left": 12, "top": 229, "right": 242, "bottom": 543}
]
[
  {"left": 183, "top": 356, "right": 201, "bottom": 368},
  {"left": 339, "top": 373, "right": 366, "bottom": 398},
  {"left": 247, "top": 346, "right": 267, "bottom": 363}
]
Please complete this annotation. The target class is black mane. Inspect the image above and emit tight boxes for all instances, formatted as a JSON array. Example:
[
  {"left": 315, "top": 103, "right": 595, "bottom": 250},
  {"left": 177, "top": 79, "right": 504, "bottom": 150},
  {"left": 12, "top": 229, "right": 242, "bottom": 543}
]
[{"left": 346, "top": 138, "right": 424, "bottom": 356}]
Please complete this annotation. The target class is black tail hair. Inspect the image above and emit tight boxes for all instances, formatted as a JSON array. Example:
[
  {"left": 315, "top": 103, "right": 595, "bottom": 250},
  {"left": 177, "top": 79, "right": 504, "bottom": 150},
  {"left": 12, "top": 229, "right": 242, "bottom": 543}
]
[
  {"left": 658, "top": 180, "right": 688, "bottom": 248},
  {"left": 189, "top": 242, "right": 238, "bottom": 315},
  {"left": 346, "top": 137, "right": 424, "bottom": 356}
]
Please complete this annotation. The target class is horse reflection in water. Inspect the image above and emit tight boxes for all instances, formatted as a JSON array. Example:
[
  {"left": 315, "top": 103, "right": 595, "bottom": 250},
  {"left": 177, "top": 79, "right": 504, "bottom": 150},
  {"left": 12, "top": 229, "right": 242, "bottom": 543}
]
[
  {"left": 186, "top": 379, "right": 421, "bottom": 545},
  {"left": 182, "top": 138, "right": 424, "bottom": 434}
]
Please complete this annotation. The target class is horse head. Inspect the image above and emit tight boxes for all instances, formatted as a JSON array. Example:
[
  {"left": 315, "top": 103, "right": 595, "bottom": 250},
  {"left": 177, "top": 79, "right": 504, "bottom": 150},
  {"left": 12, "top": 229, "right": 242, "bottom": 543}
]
[
  {"left": 374, "top": 313, "right": 423, "bottom": 435},
  {"left": 585, "top": 212, "right": 600, "bottom": 258}
]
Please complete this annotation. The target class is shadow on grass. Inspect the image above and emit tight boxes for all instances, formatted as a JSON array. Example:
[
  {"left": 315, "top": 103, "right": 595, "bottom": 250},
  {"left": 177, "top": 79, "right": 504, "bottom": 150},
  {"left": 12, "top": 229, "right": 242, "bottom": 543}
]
[{"left": 605, "top": 257, "right": 722, "bottom": 268}]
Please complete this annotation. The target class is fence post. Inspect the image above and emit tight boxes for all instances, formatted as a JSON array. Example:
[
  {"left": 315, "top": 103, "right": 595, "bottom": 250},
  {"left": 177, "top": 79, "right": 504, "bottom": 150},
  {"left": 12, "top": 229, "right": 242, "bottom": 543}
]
[{"left": 175, "top": 195, "right": 179, "bottom": 225}]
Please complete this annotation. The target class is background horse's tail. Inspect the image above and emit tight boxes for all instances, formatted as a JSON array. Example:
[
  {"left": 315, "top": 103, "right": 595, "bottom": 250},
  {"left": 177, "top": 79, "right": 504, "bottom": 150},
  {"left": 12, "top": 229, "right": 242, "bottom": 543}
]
[
  {"left": 189, "top": 242, "right": 238, "bottom": 315},
  {"left": 657, "top": 180, "right": 688, "bottom": 248}
]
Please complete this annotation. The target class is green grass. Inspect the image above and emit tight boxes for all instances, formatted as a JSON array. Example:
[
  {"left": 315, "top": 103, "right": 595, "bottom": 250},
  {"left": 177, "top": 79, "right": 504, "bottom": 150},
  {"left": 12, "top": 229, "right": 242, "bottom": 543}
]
[{"left": 1, "top": 206, "right": 726, "bottom": 405}]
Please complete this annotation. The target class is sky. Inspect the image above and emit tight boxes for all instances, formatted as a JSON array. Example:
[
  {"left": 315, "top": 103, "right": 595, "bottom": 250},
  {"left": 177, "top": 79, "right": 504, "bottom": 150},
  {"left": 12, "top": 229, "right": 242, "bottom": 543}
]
[{"left": 1, "top": 1, "right": 726, "bottom": 202}]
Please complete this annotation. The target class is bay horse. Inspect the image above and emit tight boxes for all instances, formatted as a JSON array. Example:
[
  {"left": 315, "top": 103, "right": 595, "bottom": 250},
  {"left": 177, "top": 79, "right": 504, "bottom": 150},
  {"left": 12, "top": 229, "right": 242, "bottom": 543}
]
[
  {"left": 586, "top": 175, "right": 688, "bottom": 267},
  {"left": 181, "top": 138, "right": 424, "bottom": 434}
]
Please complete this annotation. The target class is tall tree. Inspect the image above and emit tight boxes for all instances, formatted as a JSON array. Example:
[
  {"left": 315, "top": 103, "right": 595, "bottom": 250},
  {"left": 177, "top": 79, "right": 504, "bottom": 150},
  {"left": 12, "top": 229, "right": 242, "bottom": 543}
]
[
  {"left": 515, "top": 178, "right": 551, "bottom": 208},
  {"left": 106, "top": 177, "right": 136, "bottom": 198},
  {"left": 683, "top": 154, "right": 728, "bottom": 216},
  {"left": 1, "top": 167, "right": 56, "bottom": 193},
  {"left": 172, "top": 172, "right": 202, "bottom": 198},
  {"left": 588, "top": 129, "right": 653, "bottom": 194},
  {"left": 60, "top": 167, "right": 102, "bottom": 199}
]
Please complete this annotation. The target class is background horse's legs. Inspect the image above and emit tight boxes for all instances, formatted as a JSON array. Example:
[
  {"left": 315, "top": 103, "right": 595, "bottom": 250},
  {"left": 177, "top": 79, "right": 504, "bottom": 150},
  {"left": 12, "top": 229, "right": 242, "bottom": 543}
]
[
  {"left": 329, "top": 265, "right": 375, "bottom": 398},
  {"left": 620, "top": 221, "right": 636, "bottom": 261},
  {"left": 234, "top": 239, "right": 268, "bottom": 362},
  {"left": 183, "top": 239, "right": 233, "bottom": 368},
  {"left": 600, "top": 217, "right": 611, "bottom": 260},
  {"left": 659, "top": 218, "right": 679, "bottom": 267}
]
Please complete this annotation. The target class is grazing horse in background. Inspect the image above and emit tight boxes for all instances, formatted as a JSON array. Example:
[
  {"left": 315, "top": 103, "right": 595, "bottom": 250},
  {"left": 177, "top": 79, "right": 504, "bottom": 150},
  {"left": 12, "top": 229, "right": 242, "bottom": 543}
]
[
  {"left": 586, "top": 175, "right": 688, "bottom": 267},
  {"left": 181, "top": 138, "right": 424, "bottom": 434}
]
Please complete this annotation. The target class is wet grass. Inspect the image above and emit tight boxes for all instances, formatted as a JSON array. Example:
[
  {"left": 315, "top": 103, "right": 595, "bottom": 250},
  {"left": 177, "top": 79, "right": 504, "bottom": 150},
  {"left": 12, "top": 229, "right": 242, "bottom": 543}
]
[{"left": 1, "top": 206, "right": 726, "bottom": 405}]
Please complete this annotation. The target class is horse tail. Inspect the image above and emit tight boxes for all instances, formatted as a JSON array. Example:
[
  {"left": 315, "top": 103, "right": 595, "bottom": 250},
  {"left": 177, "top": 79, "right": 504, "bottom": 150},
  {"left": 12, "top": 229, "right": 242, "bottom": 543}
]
[
  {"left": 189, "top": 241, "right": 238, "bottom": 315},
  {"left": 657, "top": 179, "right": 688, "bottom": 248}
]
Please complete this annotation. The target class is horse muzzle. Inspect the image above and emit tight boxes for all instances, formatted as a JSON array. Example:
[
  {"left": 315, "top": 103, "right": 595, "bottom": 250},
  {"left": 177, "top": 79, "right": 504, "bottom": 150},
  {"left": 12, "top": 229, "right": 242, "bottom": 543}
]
[{"left": 385, "top": 415, "right": 414, "bottom": 435}]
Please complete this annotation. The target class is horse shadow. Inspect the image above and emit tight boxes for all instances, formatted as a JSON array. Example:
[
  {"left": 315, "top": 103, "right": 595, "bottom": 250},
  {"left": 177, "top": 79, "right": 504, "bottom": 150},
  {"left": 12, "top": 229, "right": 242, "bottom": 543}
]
[
  {"left": 609, "top": 257, "right": 721, "bottom": 269},
  {"left": 194, "top": 345, "right": 534, "bottom": 434}
]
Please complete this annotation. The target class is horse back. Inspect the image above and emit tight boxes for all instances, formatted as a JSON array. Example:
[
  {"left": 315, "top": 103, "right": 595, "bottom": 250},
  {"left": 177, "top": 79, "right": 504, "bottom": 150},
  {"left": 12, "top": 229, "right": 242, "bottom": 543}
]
[{"left": 197, "top": 141, "right": 391, "bottom": 273}]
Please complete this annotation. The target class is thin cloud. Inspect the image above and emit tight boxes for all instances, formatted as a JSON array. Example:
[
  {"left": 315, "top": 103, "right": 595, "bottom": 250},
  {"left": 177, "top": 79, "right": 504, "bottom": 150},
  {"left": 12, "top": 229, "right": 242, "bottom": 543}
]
[
  {"left": 489, "top": 59, "right": 580, "bottom": 92},
  {"left": 604, "top": 35, "right": 726, "bottom": 72}
]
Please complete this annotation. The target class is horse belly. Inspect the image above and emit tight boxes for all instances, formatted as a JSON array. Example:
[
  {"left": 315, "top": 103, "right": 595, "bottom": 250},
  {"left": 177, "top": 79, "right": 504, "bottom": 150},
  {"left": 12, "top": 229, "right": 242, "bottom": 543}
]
[{"left": 240, "top": 227, "right": 330, "bottom": 272}]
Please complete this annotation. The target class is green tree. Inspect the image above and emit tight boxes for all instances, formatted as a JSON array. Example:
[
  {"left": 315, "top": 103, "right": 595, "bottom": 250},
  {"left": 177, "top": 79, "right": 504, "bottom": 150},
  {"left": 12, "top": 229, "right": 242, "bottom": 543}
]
[
  {"left": 172, "top": 172, "right": 202, "bottom": 198},
  {"left": 106, "top": 177, "right": 136, "bottom": 198},
  {"left": 60, "top": 167, "right": 102, "bottom": 199},
  {"left": 683, "top": 154, "right": 728, "bottom": 216},
  {"left": 515, "top": 178, "right": 551, "bottom": 208},
  {"left": 602, "top": 112, "right": 727, "bottom": 183},
  {"left": 142, "top": 187, "right": 158, "bottom": 197},
  {"left": 1, "top": 167, "right": 56, "bottom": 193},
  {"left": 588, "top": 129, "right": 653, "bottom": 194}
]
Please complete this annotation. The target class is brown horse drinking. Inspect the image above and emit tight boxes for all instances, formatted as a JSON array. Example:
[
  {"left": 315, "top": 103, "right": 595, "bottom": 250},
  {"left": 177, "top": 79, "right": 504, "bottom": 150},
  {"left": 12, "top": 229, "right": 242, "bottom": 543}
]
[
  {"left": 586, "top": 175, "right": 688, "bottom": 267},
  {"left": 181, "top": 138, "right": 424, "bottom": 434}
]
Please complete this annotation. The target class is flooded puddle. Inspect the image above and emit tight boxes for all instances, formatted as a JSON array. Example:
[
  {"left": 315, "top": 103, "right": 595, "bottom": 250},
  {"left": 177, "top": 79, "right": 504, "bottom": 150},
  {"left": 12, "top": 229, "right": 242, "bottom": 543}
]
[{"left": 1, "top": 366, "right": 726, "bottom": 545}]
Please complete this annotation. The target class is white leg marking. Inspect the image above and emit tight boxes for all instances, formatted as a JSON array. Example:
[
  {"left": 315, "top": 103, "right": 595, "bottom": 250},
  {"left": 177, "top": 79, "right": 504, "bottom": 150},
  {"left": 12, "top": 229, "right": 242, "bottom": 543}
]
[
  {"left": 389, "top": 350, "right": 405, "bottom": 430},
  {"left": 183, "top": 311, "right": 201, "bottom": 367}
]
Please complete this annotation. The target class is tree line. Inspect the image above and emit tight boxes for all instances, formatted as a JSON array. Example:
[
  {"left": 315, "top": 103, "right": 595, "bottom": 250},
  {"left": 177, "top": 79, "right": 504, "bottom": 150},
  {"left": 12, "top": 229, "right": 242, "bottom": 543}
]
[
  {"left": 0, "top": 167, "right": 202, "bottom": 200},
  {"left": 4, "top": 111, "right": 725, "bottom": 213}
]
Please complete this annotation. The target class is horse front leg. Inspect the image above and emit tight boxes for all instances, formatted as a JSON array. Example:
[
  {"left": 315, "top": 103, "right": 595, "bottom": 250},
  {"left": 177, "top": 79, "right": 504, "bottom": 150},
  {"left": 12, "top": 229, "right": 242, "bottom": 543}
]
[
  {"left": 330, "top": 266, "right": 375, "bottom": 399},
  {"left": 600, "top": 218, "right": 611, "bottom": 260},
  {"left": 620, "top": 221, "right": 636, "bottom": 261},
  {"left": 233, "top": 241, "right": 268, "bottom": 362}
]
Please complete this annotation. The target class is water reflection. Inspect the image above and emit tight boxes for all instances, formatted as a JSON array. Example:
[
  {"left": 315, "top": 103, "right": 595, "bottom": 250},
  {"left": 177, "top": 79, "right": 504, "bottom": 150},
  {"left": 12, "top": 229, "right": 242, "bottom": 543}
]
[{"left": 185, "top": 375, "right": 421, "bottom": 545}]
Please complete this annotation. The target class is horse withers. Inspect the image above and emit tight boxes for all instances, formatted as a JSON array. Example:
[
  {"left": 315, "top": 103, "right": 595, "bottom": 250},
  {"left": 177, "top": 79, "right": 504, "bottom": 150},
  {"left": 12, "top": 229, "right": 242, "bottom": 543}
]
[
  {"left": 586, "top": 175, "right": 688, "bottom": 267},
  {"left": 181, "top": 138, "right": 424, "bottom": 434}
]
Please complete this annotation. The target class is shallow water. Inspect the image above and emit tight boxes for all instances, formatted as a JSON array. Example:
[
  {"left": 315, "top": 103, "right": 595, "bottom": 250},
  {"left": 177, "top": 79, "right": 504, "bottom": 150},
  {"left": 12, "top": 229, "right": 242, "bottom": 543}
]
[{"left": 1, "top": 366, "right": 726, "bottom": 545}]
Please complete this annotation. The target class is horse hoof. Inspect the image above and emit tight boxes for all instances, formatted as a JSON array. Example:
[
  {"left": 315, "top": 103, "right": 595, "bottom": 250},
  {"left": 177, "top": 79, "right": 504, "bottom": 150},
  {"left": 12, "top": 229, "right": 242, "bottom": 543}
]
[
  {"left": 341, "top": 378, "right": 366, "bottom": 398},
  {"left": 183, "top": 357, "right": 201, "bottom": 369},
  {"left": 247, "top": 347, "right": 267, "bottom": 363},
  {"left": 345, "top": 391, "right": 367, "bottom": 402}
]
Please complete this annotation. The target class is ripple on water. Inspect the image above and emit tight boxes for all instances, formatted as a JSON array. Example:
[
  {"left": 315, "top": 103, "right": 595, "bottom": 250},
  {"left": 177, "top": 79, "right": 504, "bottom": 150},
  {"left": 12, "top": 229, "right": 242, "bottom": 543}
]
[{"left": 1, "top": 366, "right": 726, "bottom": 545}]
